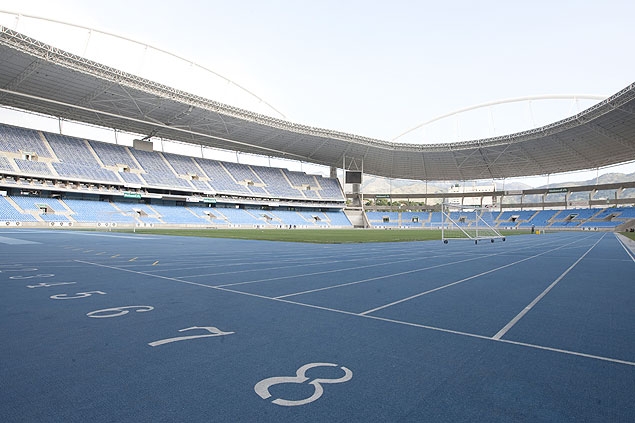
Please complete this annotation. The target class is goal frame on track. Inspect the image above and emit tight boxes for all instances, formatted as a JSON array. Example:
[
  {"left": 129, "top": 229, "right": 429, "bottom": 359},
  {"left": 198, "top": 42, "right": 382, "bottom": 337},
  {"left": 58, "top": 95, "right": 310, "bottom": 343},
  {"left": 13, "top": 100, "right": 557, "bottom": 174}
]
[{"left": 441, "top": 202, "right": 506, "bottom": 244}]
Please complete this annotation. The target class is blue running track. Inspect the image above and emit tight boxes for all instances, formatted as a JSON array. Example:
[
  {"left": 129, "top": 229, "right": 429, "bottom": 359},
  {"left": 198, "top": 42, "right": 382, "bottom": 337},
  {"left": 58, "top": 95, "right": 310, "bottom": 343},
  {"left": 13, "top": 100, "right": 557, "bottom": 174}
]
[{"left": 1, "top": 230, "right": 634, "bottom": 422}]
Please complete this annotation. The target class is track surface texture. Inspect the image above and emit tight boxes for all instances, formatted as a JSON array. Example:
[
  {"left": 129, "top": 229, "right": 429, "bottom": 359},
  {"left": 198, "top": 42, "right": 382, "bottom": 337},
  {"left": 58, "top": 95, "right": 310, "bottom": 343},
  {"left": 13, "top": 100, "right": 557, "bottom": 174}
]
[{"left": 1, "top": 229, "right": 634, "bottom": 422}]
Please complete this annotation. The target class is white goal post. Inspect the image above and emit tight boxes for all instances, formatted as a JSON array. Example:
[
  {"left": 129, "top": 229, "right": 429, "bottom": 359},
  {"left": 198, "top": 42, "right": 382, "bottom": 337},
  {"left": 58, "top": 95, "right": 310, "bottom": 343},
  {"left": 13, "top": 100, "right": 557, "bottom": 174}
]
[{"left": 441, "top": 202, "right": 506, "bottom": 244}]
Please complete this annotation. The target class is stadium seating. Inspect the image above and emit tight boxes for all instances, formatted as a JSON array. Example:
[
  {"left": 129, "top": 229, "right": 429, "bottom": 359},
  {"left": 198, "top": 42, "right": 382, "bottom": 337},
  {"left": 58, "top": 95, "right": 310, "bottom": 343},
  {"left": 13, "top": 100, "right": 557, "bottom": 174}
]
[
  {"left": 89, "top": 141, "right": 140, "bottom": 170},
  {"left": 480, "top": 211, "right": 497, "bottom": 225},
  {"left": 190, "top": 179, "right": 213, "bottom": 192},
  {"left": 400, "top": 211, "right": 428, "bottom": 227},
  {"left": 194, "top": 159, "right": 251, "bottom": 195},
  {"left": 0, "top": 196, "right": 37, "bottom": 221},
  {"left": 252, "top": 166, "right": 303, "bottom": 199},
  {"left": 579, "top": 221, "right": 621, "bottom": 229},
  {"left": 564, "top": 208, "right": 599, "bottom": 220},
  {"left": 302, "top": 189, "right": 319, "bottom": 200},
  {"left": 4, "top": 123, "right": 633, "bottom": 231},
  {"left": 315, "top": 177, "right": 344, "bottom": 201},
  {"left": 323, "top": 211, "right": 353, "bottom": 227},
  {"left": 163, "top": 153, "right": 203, "bottom": 177},
  {"left": 45, "top": 132, "right": 99, "bottom": 166},
  {"left": 0, "top": 123, "right": 346, "bottom": 204},
  {"left": 285, "top": 170, "right": 314, "bottom": 187},
  {"left": 52, "top": 162, "right": 120, "bottom": 183},
  {"left": 118, "top": 172, "right": 145, "bottom": 185},
  {"left": 367, "top": 211, "right": 400, "bottom": 227},
  {"left": 520, "top": 210, "right": 560, "bottom": 227},
  {"left": 609, "top": 207, "right": 635, "bottom": 219},
  {"left": 0, "top": 155, "right": 14, "bottom": 171},
  {"left": 497, "top": 210, "right": 535, "bottom": 227},
  {"left": 110, "top": 201, "right": 161, "bottom": 224},
  {"left": 223, "top": 161, "right": 261, "bottom": 183},
  {"left": 129, "top": 149, "right": 192, "bottom": 189},
  {"left": 213, "top": 207, "right": 264, "bottom": 225},
  {"left": 61, "top": 198, "right": 135, "bottom": 223},
  {"left": 594, "top": 208, "right": 619, "bottom": 219},
  {"left": 0, "top": 123, "right": 51, "bottom": 158},
  {"left": 269, "top": 210, "right": 310, "bottom": 226},
  {"left": 147, "top": 203, "right": 209, "bottom": 225},
  {"left": 14, "top": 159, "right": 52, "bottom": 176},
  {"left": 428, "top": 212, "right": 444, "bottom": 227}
]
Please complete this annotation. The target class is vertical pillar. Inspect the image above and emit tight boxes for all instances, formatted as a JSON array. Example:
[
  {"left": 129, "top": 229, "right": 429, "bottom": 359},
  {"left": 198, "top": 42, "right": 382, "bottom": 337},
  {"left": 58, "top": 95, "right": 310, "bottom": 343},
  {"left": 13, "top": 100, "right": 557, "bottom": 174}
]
[
  {"left": 350, "top": 182, "right": 362, "bottom": 208},
  {"left": 330, "top": 166, "right": 338, "bottom": 179}
]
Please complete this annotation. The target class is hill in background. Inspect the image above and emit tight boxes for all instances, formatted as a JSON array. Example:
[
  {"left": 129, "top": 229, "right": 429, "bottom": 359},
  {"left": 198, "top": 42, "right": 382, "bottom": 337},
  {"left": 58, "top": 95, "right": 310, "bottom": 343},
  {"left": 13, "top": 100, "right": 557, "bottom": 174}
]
[
  {"left": 362, "top": 175, "right": 529, "bottom": 195},
  {"left": 361, "top": 172, "right": 635, "bottom": 196}
]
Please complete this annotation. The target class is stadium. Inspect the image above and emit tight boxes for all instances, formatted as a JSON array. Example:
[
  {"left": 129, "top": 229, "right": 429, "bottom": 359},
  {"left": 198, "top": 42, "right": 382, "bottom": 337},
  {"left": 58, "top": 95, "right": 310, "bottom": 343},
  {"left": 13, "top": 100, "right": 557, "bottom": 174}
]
[{"left": 1, "top": 8, "right": 634, "bottom": 423}]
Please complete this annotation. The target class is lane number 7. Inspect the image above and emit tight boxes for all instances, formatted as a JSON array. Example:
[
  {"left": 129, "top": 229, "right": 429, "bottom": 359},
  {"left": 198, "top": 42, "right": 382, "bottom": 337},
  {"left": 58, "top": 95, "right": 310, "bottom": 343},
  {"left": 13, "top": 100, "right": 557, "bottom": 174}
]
[{"left": 148, "top": 326, "right": 235, "bottom": 347}]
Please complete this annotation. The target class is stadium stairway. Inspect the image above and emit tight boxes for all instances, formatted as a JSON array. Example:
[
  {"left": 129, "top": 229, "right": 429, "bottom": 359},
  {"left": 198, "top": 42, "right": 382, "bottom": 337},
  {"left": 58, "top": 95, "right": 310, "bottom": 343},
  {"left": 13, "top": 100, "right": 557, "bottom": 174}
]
[
  {"left": 3, "top": 196, "right": 41, "bottom": 221},
  {"left": 345, "top": 209, "right": 369, "bottom": 228}
]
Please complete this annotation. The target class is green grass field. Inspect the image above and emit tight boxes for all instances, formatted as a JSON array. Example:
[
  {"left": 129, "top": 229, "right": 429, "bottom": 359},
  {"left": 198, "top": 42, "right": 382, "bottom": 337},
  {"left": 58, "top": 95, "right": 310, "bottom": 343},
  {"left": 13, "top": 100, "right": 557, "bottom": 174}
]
[
  {"left": 123, "top": 228, "right": 528, "bottom": 243},
  {"left": 622, "top": 231, "right": 635, "bottom": 241}
]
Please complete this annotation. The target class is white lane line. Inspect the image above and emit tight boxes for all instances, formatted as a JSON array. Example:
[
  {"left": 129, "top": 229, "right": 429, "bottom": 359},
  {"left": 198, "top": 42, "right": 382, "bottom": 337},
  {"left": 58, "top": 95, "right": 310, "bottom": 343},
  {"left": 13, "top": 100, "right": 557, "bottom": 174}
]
[
  {"left": 493, "top": 337, "right": 635, "bottom": 367},
  {"left": 275, "top": 236, "right": 591, "bottom": 299},
  {"left": 0, "top": 236, "right": 40, "bottom": 245},
  {"left": 215, "top": 253, "right": 458, "bottom": 289},
  {"left": 183, "top": 251, "right": 444, "bottom": 280},
  {"left": 492, "top": 234, "right": 605, "bottom": 340},
  {"left": 274, "top": 253, "right": 500, "bottom": 299},
  {"left": 129, "top": 248, "right": 442, "bottom": 275},
  {"left": 364, "top": 313, "right": 635, "bottom": 367},
  {"left": 74, "top": 256, "right": 635, "bottom": 368},
  {"left": 61, "top": 232, "right": 154, "bottom": 239},
  {"left": 615, "top": 233, "right": 635, "bottom": 263},
  {"left": 359, "top": 237, "right": 589, "bottom": 316}
]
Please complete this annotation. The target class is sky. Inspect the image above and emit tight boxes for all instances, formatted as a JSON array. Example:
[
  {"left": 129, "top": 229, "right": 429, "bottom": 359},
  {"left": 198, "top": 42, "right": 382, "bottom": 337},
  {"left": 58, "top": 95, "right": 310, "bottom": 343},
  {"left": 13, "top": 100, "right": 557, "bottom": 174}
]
[{"left": 0, "top": 0, "right": 634, "bottom": 186}]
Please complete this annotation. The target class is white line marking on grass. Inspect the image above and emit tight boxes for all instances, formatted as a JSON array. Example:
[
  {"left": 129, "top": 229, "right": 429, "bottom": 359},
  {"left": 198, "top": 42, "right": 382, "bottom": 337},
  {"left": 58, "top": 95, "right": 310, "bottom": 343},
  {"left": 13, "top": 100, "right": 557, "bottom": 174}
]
[
  {"left": 492, "top": 234, "right": 605, "bottom": 340},
  {"left": 74, "top": 257, "right": 635, "bottom": 368}
]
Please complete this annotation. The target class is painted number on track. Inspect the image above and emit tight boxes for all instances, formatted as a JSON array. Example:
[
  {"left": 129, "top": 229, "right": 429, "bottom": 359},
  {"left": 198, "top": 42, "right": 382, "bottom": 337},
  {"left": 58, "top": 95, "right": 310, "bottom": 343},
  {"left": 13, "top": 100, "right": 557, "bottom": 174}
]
[
  {"left": 9, "top": 274, "right": 54, "bottom": 280},
  {"left": 50, "top": 291, "right": 106, "bottom": 300},
  {"left": 148, "top": 326, "right": 235, "bottom": 347},
  {"left": 87, "top": 305, "right": 154, "bottom": 318},
  {"left": 255, "top": 362, "right": 353, "bottom": 407},
  {"left": 27, "top": 282, "right": 77, "bottom": 288}
]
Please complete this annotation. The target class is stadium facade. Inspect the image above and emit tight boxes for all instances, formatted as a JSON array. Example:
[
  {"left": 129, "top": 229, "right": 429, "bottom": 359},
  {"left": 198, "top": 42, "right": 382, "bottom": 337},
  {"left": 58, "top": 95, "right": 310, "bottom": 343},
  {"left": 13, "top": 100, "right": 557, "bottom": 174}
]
[{"left": 0, "top": 26, "right": 634, "bottom": 232}]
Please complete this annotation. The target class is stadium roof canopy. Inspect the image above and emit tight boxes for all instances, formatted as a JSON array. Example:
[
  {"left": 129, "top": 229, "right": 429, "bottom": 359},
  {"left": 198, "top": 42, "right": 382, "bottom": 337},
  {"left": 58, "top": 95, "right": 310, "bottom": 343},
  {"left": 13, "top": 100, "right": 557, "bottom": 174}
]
[{"left": 1, "top": 26, "right": 634, "bottom": 181}]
